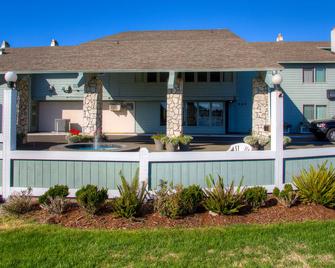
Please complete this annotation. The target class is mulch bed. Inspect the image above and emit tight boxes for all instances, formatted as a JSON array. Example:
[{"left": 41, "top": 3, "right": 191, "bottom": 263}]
[{"left": 25, "top": 198, "right": 335, "bottom": 230}]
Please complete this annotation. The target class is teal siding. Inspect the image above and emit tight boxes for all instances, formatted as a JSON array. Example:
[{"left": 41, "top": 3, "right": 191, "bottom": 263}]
[
  {"left": 228, "top": 71, "right": 256, "bottom": 133},
  {"left": 11, "top": 160, "right": 139, "bottom": 189},
  {"left": 278, "top": 64, "right": 335, "bottom": 132},
  {"left": 149, "top": 159, "right": 274, "bottom": 189},
  {"left": 284, "top": 156, "right": 335, "bottom": 183}
]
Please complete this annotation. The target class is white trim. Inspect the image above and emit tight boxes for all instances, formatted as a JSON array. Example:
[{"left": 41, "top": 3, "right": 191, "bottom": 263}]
[
  {"left": 0, "top": 134, "right": 3, "bottom": 142},
  {"left": 148, "top": 150, "right": 275, "bottom": 162},
  {"left": 9, "top": 150, "right": 140, "bottom": 161},
  {"left": 284, "top": 147, "right": 335, "bottom": 159},
  {"left": 9, "top": 187, "right": 120, "bottom": 198}
]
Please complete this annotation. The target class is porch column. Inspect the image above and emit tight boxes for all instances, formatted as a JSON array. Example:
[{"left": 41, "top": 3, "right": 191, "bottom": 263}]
[
  {"left": 166, "top": 71, "right": 183, "bottom": 137},
  {"left": 16, "top": 76, "right": 30, "bottom": 135},
  {"left": 82, "top": 76, "right": 103, "bottom": 135},
  {"left": 252, "top": 77, "right": 270, "bottom": 137}
]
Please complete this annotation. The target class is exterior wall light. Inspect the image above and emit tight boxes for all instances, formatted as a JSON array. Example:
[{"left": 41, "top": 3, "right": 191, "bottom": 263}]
[{"left": 4, "top": 71, "right": 18, "bottom": 88}]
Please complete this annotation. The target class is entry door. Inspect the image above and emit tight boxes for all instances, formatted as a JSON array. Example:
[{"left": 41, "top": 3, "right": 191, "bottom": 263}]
[{"left": 102, "top": 102, "right": 136, "bottom": 134}]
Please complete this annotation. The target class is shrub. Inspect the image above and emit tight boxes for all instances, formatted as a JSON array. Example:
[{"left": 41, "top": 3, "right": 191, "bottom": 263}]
[
  {"left": 180, "top": 184, "right": 204, "bottom": 213},
  {"left": 179, "top": 135, "right": 193, "bottom": 145},
  {"left": 293, "top": 162, "right": 335, "bottom": 207},
  {"left": 283, "top": 136, "right": 292, "bottom": 147},
  {"left": 273, "top": 184, "right": 299, "bottom": 208},
  {"left": 154, "top": 182, "right": 204, "bottom": 218},
  {"left": 151, "top": 134, "right": 165, "bottom": 141},
  {"left": 39, "top": 185, "right": 69, "bottom": 205},
  {"left": 76, "top": 185, "right": 108, "bottom": 214},
  {"left": 113, "top": 171, "right": 147, "bottom": 218},
  {"left": 203, "top": 175, "right": 246, "bottom": 215},
  {"left": 243, "top": 136, "right": 258, "bottom": 147},
  {"left": 165, "top": 136, "right": 180, "bottom": 145},
  {"left": 40, "top": 197, "right": 68, "bottom": 215},
  {"left": 244, "top": 186, "right": 267, "bottom": 209},
  {"left": 243, "top": 135, "right": 270, "bottom": 150},
  {"left": 68, "top": 134, "right": 93, "bottom": 143},
  {"left": 1, "top": 188, "right": 34, "bottom": 215}
]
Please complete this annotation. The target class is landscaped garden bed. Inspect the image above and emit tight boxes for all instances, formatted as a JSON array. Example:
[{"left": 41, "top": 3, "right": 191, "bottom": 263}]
[
  {"left": 25, "top": 200, "right": 335, "bottom": 229},
  {"left": 2, "top": 161, "right": 335, "bottom": 230}
]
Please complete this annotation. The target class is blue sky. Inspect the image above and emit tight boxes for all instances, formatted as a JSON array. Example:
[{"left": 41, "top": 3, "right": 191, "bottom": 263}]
[{"left": 1, "top": 0, "right": 334, "bottom": 47}]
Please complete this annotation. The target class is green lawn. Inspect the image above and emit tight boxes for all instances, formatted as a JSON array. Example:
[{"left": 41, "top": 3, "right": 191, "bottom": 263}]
[{"left": 1, "top": 218, "right": 335, "bottom": 267}]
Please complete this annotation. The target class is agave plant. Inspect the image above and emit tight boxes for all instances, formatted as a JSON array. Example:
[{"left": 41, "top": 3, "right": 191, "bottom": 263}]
[
  {"left": 293, "top": 161, "right": 335, "bottom": 207},
  {"left": 203, "top": 175, "right": 246, "bottom": 215},
  {"left": 113, "top": 169, "right": 147, "bottom": 218}
]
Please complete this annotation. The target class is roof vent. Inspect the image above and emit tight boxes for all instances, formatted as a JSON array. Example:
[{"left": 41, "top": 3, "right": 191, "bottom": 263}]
[
  {"left": 331, "top": 28, "right": 335, "bottom": 53},
  {"left": 276, "top": 33, "right": 284, "bottom": 42},
  {"left": 50, "top": 39, "right": 59, "bottom": 47},
  {"left": 1, "top": 40, "right": 10, "bottom": 49}
]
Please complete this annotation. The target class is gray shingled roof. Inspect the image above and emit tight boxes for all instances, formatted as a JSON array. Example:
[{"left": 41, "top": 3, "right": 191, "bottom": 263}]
[{"left": 0, "top": 29, "right": 334, "bottom": 73}]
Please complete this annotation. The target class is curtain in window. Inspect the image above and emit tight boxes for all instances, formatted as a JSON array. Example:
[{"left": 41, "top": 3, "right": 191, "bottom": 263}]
[
  {"left": 303, "top": 68, "right": 314, "bottom": 83},
  {"left": 315, "top": 67, "right": 326, "bottom": 83},
  {"left": 303, "top": 105, "right": 314, "bottom": 121},
  {"left": 316, "top": 105, "right": 327, "bottom": 120}
]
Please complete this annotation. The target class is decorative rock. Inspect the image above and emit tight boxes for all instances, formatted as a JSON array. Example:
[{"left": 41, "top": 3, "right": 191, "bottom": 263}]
[
  {"left": 252, "top": 78, "right": 270, "bottom": 138},
  {"left": 82, "top": 77, "right": 103, "bottom": 135},
  {"left": 16, "top": 77, "right": 30, "bottom": 135},
  {"left": 166, "top": 79, "right": 183, "bottom": 137}
]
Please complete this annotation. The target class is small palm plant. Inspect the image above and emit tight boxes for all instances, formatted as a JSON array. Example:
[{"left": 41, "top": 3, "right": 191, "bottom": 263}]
[
  {"left": 293, "top": 161, "right": 335, "bottom": 207},
  {"left": 113, "top": 169, "right": 147, "bottom": 218},
  {"left": 203, "top": 175, "right": 246, "bottom": 215}
]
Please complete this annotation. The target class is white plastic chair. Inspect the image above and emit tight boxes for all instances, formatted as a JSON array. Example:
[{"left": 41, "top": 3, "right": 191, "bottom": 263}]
[{"left": 227, "top": 143, "right": 252, "bottom": 152}]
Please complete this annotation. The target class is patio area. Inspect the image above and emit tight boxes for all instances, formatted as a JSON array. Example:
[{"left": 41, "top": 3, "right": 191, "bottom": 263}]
[{"left": 20, "top": 133, "right": 335, "bottom": 151}]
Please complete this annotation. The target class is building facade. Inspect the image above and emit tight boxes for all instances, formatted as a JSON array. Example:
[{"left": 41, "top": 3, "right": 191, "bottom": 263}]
[{"left": 0, "top": 29, "right": 335, "bottom": 136}]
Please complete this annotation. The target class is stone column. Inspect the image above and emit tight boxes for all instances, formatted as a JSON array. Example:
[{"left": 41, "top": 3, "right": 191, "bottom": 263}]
[
  {"left": 82, "top": 76, "right": 103, "bottom": 135},
  {"left": 16, "top": 77, "right": 30, "bottom": 135},
  {"left": 252, "top": 78, "right": 270, "bottom": 137},
  {"left": 166, "top": 73, "right": 183, "bottom": 137}
]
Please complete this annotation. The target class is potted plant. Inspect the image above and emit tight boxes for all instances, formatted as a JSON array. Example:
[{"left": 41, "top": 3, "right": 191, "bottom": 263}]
[
  {"left": 243, "top": 135, "right": 259, "bottom": 150},
  {"left": 179, "top": 135, "right": 193, "bottom": 151},
  {"left": 151, "top": 134, "right": 165, "bottom": 151},
  {"left": 283, "top": 136, "right": 292, "bottom": 148},
  {"left": 165, "top": 137, "right": 179, "bottom": 152}
]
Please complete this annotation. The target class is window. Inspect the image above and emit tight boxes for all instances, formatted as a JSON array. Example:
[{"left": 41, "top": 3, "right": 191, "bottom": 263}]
[
  {"left": 211, "top": 102, "right": 224, "bottom": 126},
  {"left": 223, "top": 72, "right": 234, "bottom": 82},
  {"left": 198, "top": 102, "right": 210, "bottom": 126},
  {"left": 316, "top": 105, "right": 327, "bottom": 120},
  {"left": 160, "top": 102, "right": 167, "bottom": 126},
  {"left": 303, "top": 67, "right": 326, "bottom": 83},
  {"left": 315, "top": 67, "right": 326, "bottom": 83},
  {"left": 186, "top": 102, "right": 197, "bottom": 126},
  {"left": 147, "top": 72, "right": 157, "bottom": 83},
  {"left": 210, "top": 72, "right": 220, "bottom": 82},
  {"left": 303, "top": 68, "right": 314, "bottom": 83},
  {"left": 303, "top": 105, "right": 314, "bottom": 121},
  {"left": 184, "top": 72, "right": 195, "bottom": 83},
  {"left": 197, "top": 72, "right": 208, "bottom": 82},
  {"left": 159, "top": 72, "right": 169, "bottom": 83}
]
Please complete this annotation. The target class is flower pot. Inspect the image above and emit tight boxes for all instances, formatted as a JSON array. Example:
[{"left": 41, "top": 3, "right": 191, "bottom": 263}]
[
  {"left": 166, "top": 142, "right": 178, "bottom": 152},
  {"left": 154, "top": 139, "right": 164, "bottom": 151},
  {"left": 179, "top": 143, "right": 190, "bottom": 151}
]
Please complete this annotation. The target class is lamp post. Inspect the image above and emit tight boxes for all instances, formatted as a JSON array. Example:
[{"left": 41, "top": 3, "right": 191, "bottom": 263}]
[
  {"left": 2, "top": 71, "right": 18, "bottom": 198},
  {"left": 270, "top": 71, "right": 284, "bottom": 189}
]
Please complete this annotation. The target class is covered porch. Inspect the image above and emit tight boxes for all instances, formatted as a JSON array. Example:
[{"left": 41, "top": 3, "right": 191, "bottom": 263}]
[{"left": 12, "top": 70, "right": 274, "bottom": 138}]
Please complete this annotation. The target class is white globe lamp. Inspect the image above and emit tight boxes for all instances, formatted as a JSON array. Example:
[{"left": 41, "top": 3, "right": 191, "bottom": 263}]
[
  {"left": 4, "top": 71, "right": 18, "bottom": 88},
  {"left": 272, "top": 73, "right": 283, "bottom": 86}
]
